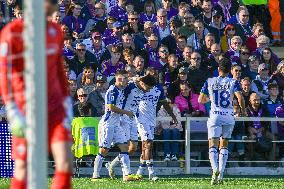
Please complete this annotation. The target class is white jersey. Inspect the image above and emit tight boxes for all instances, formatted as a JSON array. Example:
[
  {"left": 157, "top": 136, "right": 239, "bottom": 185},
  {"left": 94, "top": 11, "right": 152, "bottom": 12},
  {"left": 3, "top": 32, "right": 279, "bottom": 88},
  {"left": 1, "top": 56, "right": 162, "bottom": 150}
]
[
  {"left": 122, "top": 82, "right": 144, "bottom": 113},
  {"left": 201, "top": 76, "right": 241, "bottom": 125},
  {"left": 101, "top": 84, "right": 124, "bottom": 125},
  {"left": 137, "top": 84, "right": 166, "bottom": 126}
]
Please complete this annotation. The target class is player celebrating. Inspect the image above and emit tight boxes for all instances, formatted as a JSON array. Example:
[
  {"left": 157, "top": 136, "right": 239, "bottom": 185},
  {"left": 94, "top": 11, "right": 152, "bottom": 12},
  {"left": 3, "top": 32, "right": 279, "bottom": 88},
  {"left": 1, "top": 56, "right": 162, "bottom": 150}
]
[
  {"left": 135, "top": 67, "right": 178, "bottom": 180},
  {"left": 92, "top": 70, "right": 136, "bottom": 181},
  {"left": 105, "top": 75, "right": 157, "bottom": 179},
  {"left": 0, "top": 1, "right": 74, "bottom": 189},
  {"left": 198, "top": 58, "right": 246, "bottom": 185}
]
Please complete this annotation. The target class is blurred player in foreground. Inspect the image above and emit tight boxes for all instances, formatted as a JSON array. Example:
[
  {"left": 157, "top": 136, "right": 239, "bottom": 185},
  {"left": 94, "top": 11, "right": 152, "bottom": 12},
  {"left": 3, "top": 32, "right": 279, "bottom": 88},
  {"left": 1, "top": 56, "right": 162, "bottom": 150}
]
[
  {"left": 0, "top": 1, "right": 73, "bottom": 189},
  {"left": 135, "top": 67, "right": 178, "bottom": 181},
  {"left": 198, "top": 58, "right": 246, "bottom": 185}
]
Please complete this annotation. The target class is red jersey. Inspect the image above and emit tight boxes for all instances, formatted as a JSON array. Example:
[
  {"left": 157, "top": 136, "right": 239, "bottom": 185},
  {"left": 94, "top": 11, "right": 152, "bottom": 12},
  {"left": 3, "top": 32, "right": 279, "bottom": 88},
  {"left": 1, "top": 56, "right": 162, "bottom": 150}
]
[{"left": 0, "top": 19, "right": 69, "bottom": 126}]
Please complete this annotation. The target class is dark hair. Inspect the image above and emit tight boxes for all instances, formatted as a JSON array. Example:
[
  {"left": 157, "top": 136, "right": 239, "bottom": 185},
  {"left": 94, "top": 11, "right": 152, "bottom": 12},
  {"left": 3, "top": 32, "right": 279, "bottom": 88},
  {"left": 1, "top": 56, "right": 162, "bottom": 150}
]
[
  {"left": 115, "top": 69, "right": 128, "bottom": 76},
  {"left": 140, "top": 74, "right": 157, "bottom": 87},
  {"left": 218, "top": 58, "right": 231, "bottom": 74},
  {"left": 268, "top": 83, "right": 279, "bottom": 90}
]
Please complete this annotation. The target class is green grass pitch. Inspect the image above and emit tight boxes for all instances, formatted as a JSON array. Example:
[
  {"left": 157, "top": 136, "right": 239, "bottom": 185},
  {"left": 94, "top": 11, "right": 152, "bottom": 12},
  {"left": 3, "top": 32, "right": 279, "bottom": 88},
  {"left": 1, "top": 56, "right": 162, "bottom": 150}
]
[{"left": 1, "top": 176, "right": 284, "bottom": 189}]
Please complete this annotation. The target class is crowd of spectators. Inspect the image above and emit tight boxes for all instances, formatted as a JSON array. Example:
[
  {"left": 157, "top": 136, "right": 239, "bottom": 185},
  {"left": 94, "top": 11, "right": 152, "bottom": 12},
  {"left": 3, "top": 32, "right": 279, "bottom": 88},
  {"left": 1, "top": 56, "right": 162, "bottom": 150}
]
[{"left": 1, "top": 0, "right": 284, "bottom": 165}]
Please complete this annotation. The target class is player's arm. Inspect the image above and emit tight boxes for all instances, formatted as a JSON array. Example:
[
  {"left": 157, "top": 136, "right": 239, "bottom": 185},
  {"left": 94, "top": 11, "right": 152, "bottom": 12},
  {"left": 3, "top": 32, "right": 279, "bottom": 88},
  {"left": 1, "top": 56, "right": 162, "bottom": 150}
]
[
  {"left": 198, "top": 80, "right": 210, "bottom": 104},
  {"left": 161, "top": 100, "right": 178, "bottom": 124},
  {"left": 0, "top": 29, "right": 27, "bottom": 137},
  {"left": 107, "top": 104, "right": 134, "bottom": 117},
  {"left": 234, "top": 81, "right": 247, "bottom": 116}
]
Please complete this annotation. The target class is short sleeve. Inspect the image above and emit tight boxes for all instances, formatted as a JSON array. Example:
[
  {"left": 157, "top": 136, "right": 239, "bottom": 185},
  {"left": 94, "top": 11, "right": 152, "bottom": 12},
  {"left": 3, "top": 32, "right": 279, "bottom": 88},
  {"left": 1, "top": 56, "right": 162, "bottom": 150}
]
[
  {"left": 200, "top": 80, "right": 209, "bottom": 95},
  {"left": 233, "top": 80, "right": 241, "bottom": 93},
  {"left": 106, "top": 87, "right": 119, "bottom": 105}
]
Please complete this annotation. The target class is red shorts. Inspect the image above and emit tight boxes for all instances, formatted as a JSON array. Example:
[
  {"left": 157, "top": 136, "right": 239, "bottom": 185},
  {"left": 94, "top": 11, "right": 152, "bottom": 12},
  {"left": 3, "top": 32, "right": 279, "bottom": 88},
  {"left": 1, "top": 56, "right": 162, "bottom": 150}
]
[{"left": 12, "top": 121, "right": 72, "bottom": 161}]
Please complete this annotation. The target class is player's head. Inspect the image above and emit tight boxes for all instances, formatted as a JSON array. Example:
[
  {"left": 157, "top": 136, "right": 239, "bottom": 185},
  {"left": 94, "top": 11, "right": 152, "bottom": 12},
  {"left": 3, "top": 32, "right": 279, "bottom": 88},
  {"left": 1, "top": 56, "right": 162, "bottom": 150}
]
[
  {"left": 115, "top": 70, "right": 128, "bottom": 88},
  {"left": 218, "top": 58, "right": 231, "bottom": 75},
  {"left": 45, "top": 0, "right": 58, "bottom": 17},
  {"left": 139, "top": 74, "right": 157, "bottom": 92},
  {"left": 145, "top": 67, "right": 158, "bottom": 81}
]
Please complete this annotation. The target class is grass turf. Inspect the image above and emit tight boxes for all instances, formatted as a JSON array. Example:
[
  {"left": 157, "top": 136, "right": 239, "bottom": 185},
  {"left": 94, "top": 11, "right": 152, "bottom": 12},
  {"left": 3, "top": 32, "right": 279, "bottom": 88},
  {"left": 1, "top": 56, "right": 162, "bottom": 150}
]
[{"left": 1, "top": 176, "right": 284, "bottom": 189}]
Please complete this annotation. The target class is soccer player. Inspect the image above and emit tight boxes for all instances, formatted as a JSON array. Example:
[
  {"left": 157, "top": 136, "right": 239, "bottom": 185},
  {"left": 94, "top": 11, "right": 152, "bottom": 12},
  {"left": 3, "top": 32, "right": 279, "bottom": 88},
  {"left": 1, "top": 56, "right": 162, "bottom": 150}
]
[
  {"left": 92, "top": 70, "right": 135, "bottom": 181},
  {"left": 105, "top": 75, "right": 157, "bottom": 179},
  {"left": 0, "top": 1, "right": 74, "bottom": 189},
  {"left": 135, "top": 67, "right": 178, "bottom": 180},
  {"left": 198, "top": 58, "right": 246, "bottom": 185}
]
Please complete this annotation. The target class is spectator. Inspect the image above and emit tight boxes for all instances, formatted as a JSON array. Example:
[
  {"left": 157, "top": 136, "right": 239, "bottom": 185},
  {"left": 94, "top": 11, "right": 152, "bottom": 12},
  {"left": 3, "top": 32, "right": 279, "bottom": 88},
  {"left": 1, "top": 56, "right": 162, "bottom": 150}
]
[
  {"left": 139, "top": 0, "right": 157, "bottom": 25},
  {"left": 62, "top": 3, "right": 86, "bottom": 37},
  {"left": 157, "top": 99, "right": 182, "bottom": 161},
  {"left": 73, "top": 88, "right": 96, "bottom": 117},
  {"left": 263, "top": 83, "right": 282, "bottom": 117},
  {"left": 172, "top": 2, "right": 190, "bottom": 23},
  {"left": 86, "top": 32, "right": 110, "bottom": 65},
  {"left": 270, "top": 62, "right": 284, "bottom": 95},
  {"left": 161, "top": 19, "right": 182, "bottom": 54},
  {"left": 220, "top": 24, "right": 236, "bottom": 52},
  {"left": 275, "top": 102, "right": 284, "bottom": 162},
  {"left": 197, "top": 0, "right": 213, "bottom": 26},
  {"left": 108, "top": 0, "right": 128, "bottom": 22},
  {"left": 125, "top": 64, "right": 137, "bottom": 81},
  {"left": 63, "top": 58, "right": 77, "bottom": 81},
  {"left": 101, "top": 46, "right": 125, "bottom": 81},
  {"left": 241, "top": 77, "right": 253, "bottom": 108},
  {"left": 190, "top": 0, "right": 203, "bottom": 17},
  {"left": 132, "top": 55, "right": 145, "bottom": 76},
  {"left": 103, "top": 21, "right": 123, "bottom": 48},
  {"left": 175, "top": 82, "right": 205, "bottom": 117},
  {"left": 246, "top": 93, "right": 276, "bottom": 161},
  {"left": 63, "top": 34, "right": 76, "bottom": 60},
  {"left": 150, "top": 45, "right": 169, "bottom": 71},
  {"left": 68, "top": 79, "right": 78, "bottom": 101},
  {"left": 247, "top": 55, "right": 260, "bottom": 80},
  {"left": 168, "top": 67, "right": 188, "bottom": 101},
  {"left": 187, "top": 51, "right": 209, "bottom": 93},
  {"left": 68, "top": 43, "right": 98, "bottom": 76},
  {"left": 226, "top": 35, "right": 242, "bottom": 63},
  {"left": 88, "top": 75, "right": 108, "bottom": 116},
  {"left": 187, "top": 19, "right": 209, "bottom": 51},
  {"left": 238, "top": 45, "right": 250, "bottom": 77},
  {"left": 251, "top": 63, "right": 270, "bottom": 100},
  {"left": 261, "top": 47, "right": 280, "bottom": 75},
  {"left": 175, "top": 35, "right": 187, "bottom": 61},
  {"left": 208, "top": 9, "right": 225, "bottom": 42},
  {"left": 214, "top": 0, "right": 239, "bottom": 23},
  {"left": 79, "top": 66, "right": 96, "bottom": 94},
  {"left": 161, "top": 0, "right": 178, "bottom": 20},
  {"left": 180, "top": 46, "right": 193, "bottom": 68},
  {"left": 83, "top": 2, "right": 107, "bottom": 36},
  {"left": 254, "top": 35, "right": 271, "bottom": 56},
  {"left": 179, "top": 12, "right": 195, "bottom": 38},
  {"left": 200, "top": 33, "right": 216, "bottom": 59},
  {"left": 122, "top": 48, "right": 135, "bottom": 66},
  {"left": 203, "top": 43, "right": 220, "bottom": 76},
  {"left": 127, "top": 11, "right": 142, "bottom": 34},
  {"left": 155, "top": 8, "right": 170, "bottom": 40},
  {"left": 234, "top": 6, "right": 252, "bottom": 41},
  {"left": 80, "top": 0, "right": 96, "bottom": 21},
  {"left": 231, "top": 64, "right": 242, "bottom": 81},
  {"left": 245, "top": 23, "right": 265, "bottom": 52},
  {"left": 159, "top": 54, "right": 179, "bottom": 85},
  {"left": 122, "top": 33, "right": 136, "bottom": 51}
]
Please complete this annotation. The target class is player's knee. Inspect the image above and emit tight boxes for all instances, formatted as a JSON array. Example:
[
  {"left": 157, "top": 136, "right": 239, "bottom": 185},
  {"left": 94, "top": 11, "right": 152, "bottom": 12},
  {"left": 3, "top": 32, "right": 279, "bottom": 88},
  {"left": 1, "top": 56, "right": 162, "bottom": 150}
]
[
  {"left": 144, "top": 140, "right": 153, "bottom": 150},
  {"left": 128, "top": 142, "right": 137, "bottom": 155},
  {"left": 99, "top": 148, "right": 109, "bottom": 156},
  {"left": 209, "top": 138, "right": 219, "bottom": 148},
  {"left": 14, "top": 159, "right": 27, "bottom": 179},
  {"left": 220, "top": 138, "right": 229, "bottom": 148}
]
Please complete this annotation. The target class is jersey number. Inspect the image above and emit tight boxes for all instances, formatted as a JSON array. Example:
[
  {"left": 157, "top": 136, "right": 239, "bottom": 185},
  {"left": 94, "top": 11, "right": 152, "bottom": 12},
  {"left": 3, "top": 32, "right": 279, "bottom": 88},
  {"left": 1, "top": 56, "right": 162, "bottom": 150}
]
[{"left": 213, "top": 90, "right": 230, "bottom": 108}]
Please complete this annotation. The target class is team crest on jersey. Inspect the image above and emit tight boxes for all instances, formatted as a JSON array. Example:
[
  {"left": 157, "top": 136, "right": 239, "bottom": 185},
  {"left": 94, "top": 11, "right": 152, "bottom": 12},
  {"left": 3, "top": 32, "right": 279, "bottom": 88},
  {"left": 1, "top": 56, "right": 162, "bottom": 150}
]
[{"left": 0, "top": 42, "right": 8, "bottom": 56}]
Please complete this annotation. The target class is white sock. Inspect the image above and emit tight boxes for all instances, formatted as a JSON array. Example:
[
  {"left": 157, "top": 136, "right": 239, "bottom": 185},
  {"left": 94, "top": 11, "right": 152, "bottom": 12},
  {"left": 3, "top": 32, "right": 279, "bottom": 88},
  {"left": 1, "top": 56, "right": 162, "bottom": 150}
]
[
  {"left": 219, "top": 148, "right": 229, "bottom": 174},
  {"left": 93, "top": 153, "right": 105, "bottom": 178},
  {"left": 136, "top": 161, "right": 146, "bottom": 175},
  {"left": 119, "top": 152, "right": 131, "bottom": 176},
  {"left": 209, "top": 147, "right": 219, "bottom": 172},
  {"left": 110, "top": 155, "right": 120, "bottom": 168},
  {"left": 146, "top": 160, "right": 154, "bottom": 175}
]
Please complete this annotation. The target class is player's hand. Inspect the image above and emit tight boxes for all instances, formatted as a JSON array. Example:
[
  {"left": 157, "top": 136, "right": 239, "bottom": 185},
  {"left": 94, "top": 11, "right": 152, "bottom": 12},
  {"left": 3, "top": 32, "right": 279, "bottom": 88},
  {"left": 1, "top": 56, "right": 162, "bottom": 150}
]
[
  {"left": 63, "top": 97, "right": 74, "bottom": 129},
  {"left": 126, "top": 111, "right": 134, "bottom": 118},
  {"left": 6, "top": 102, "right": 27, "bottom": 137},
  {"left": 172, "top": 117, "right": 178, "bottom": 125}
]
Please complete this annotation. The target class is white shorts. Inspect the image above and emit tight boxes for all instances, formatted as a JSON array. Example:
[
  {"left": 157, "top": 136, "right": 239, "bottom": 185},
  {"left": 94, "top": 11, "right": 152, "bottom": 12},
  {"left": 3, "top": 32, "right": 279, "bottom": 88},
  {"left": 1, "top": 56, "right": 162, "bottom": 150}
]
[
  {"left": 137, "top": 122, "right": 155, "bottom": 141},
  {"left": 98, "top": 119, "right": 127, "bottom": 149},
  {"left": 121, "top": 116, "right": 139, "bottom": 141},
  {"left": 207, "top": 123, "right": 235, "bottom": 139}
]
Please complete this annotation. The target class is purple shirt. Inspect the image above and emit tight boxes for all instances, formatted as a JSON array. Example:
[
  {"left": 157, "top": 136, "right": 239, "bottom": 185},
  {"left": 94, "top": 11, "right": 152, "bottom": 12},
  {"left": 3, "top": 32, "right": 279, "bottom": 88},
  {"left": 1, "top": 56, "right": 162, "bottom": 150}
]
[
  {"left": 101, "top": 59, "right": 125, "bottom": 77},
  {"left": 167, "top": 7, "right": 178, "bottom": 20},
  {"left": 102, "top": 33, "right": 122, "bottom": 47},
  {"left": 108, "top": 5, "right": 128, "bottom": 22},
  {"left": 225, "top": 49, "right": 239, "bottom": 63},
  {"left": 144, "top": 44, "right": 159, "bottom": 68},
  {"left": 275, "top": 105, "right": 284, "bottom": 134},
  {"left": 62, "top": 15, "right": 86, "bottom": 33},
  {"left": 139, "top": 13, "right": 157, "bottom": 25},
  {"left": 63, "top": 46, "right": 75, "bottom": 60}
]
